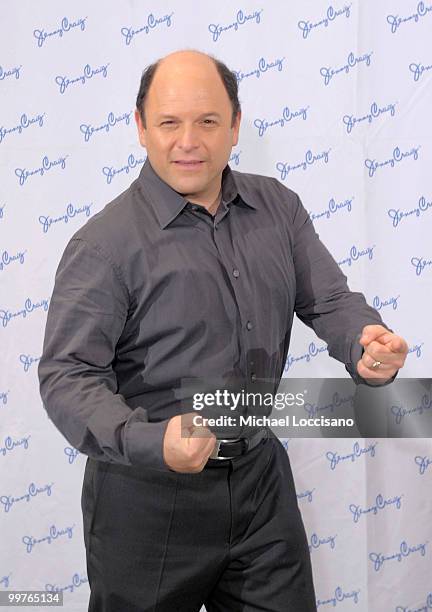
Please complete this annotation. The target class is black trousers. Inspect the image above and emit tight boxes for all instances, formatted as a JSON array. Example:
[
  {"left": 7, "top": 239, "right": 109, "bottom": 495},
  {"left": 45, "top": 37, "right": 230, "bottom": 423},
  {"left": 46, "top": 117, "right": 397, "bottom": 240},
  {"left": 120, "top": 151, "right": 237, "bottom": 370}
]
[{"left": 81, "top": 432, "right": 317, "bottom": 611}]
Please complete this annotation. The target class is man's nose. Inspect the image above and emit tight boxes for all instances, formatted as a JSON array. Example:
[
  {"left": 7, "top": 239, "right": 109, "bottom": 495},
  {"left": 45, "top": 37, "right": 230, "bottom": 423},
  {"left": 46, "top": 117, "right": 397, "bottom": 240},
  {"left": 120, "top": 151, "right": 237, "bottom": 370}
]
[{"left": 177, "top": 125, "right": 200, "bottom": 151}]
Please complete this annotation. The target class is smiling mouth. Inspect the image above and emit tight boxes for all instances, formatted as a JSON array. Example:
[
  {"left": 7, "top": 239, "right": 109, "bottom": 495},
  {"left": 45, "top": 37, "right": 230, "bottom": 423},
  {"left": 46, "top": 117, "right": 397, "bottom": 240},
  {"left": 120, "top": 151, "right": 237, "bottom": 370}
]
[{"left": 172, "top": 160, "right": 204, "bottom": 167}]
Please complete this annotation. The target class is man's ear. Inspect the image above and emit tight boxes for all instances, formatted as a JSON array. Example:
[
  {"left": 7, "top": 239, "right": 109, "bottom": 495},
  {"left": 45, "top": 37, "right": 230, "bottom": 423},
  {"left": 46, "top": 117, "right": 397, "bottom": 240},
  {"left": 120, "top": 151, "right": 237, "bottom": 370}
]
[
  {"left": 135, "top": 109, "right": 147, "bottom": 148},
  {"left": 232, "top": 111, "right": 241, "bottom": 146}
]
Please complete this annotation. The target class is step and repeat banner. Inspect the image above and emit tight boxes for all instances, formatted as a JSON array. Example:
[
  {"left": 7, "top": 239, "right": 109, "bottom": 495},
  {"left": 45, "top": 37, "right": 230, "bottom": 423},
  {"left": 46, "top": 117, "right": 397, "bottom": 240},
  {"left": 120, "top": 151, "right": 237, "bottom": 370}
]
[{"left": 1, "top": 1, "right": 431, "bottom": 610}]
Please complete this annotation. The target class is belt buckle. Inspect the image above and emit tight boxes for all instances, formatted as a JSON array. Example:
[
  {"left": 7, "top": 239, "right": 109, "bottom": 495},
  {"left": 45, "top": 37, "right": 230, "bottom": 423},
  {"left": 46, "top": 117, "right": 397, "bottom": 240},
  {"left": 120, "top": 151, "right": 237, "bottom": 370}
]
[{"left": 210, "top": 438, "right": 240, "bottom": 460}]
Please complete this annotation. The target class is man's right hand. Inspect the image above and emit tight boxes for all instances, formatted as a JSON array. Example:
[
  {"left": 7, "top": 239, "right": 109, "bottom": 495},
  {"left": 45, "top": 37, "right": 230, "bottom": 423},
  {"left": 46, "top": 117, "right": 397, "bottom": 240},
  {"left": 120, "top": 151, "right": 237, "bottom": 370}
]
[{"left": 163, "top": 413, "right": 217, "bottom": 473}]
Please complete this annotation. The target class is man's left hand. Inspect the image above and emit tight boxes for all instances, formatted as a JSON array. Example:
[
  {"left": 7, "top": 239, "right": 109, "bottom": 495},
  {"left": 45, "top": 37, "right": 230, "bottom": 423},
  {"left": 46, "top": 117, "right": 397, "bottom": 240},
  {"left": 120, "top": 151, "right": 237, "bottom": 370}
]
[{"left": 357, "top": 324, "right": 408, "bottom": 380}]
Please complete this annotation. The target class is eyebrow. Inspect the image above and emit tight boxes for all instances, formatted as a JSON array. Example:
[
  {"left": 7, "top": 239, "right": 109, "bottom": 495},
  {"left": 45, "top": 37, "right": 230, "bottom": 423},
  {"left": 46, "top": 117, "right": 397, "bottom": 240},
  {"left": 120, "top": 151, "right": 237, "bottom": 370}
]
[{"left": 156, "top": 112, "right": 222, "bottom": 120}]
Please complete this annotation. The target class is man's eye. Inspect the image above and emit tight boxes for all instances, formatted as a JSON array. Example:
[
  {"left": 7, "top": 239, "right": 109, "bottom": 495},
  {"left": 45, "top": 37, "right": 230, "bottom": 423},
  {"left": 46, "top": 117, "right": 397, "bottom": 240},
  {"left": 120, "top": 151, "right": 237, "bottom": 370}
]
[
  {"left": 203, "top": 119, "right": 216, "bottom": 124},
  {"left": 161, "top": 121, "right": 175, "bottom": 126}
]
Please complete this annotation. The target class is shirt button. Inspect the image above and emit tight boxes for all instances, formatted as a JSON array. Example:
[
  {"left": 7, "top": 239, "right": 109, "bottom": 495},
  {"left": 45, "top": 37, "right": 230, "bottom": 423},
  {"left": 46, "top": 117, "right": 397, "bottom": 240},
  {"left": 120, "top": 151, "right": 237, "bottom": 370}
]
[
  {"left": 251, "top": 373, "right": 257, "bottom": 382},
  {"left": 191, "top": 205, "right": 199, "bottom": 211},
  {"left": 232, "top": 268, "right": 240, "bottom": 278},
  {"left": 246, "top": 321, "right": 253, "bottom": 331}
]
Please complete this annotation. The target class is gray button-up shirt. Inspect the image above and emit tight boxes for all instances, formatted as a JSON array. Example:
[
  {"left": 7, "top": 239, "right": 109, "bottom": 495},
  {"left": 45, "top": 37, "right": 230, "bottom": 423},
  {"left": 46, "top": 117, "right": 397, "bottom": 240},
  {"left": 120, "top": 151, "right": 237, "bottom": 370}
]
[{"left": 38, "top": 159, "right": 385, "bottom": 471}]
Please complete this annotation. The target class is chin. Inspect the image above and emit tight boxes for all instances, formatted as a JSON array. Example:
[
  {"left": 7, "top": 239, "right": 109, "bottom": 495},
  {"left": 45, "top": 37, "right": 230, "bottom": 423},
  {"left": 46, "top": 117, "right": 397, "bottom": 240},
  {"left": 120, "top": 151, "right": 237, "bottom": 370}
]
[{"left": 172, "top": 180, "right": 204, "bottom": 196}]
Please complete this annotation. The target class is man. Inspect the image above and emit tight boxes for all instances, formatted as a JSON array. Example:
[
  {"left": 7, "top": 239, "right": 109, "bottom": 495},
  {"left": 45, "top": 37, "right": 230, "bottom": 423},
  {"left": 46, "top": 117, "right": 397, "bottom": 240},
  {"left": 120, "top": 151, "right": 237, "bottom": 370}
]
[{"left": 38, "top": 50, "right": 408, "bottom": 611}]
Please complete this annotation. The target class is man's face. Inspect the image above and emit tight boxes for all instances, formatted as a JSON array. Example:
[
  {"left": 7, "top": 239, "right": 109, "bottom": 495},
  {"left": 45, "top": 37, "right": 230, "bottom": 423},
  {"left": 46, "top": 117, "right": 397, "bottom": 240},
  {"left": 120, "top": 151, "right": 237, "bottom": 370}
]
[{"left": 135, "top": 53, "right": 241, "bottom": 204}]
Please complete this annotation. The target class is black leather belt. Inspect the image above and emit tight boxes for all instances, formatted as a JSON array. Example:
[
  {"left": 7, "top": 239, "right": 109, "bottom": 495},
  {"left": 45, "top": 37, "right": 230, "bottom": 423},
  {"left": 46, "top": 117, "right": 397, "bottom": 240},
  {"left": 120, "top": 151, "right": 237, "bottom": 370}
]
[{"left": 209, "top": 428, "right": 268, "bottom": 460}]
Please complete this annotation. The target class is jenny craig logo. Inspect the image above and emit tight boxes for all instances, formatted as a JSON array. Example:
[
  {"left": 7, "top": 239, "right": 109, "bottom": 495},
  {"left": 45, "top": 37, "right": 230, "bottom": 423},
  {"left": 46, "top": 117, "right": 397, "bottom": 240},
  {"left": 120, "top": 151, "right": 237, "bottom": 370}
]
[
  {"left": 14, "top": 155, "right": 68, "bottom": 186},
  {"left": 415, "top": 455, "right": 432, "bottom": 475},
  {"left": 0, "top": 64, "right": 22, "bottom": 81},
  {"left": 411, "top": 257, "right": 432, "bottom": 276},
  {"left": 309, "top": 196, "right": 354, "bottom": 222},
  {"left": 326, "top": 440, "right": 378, "bottom": 470},
  {"left": 316, "top": 586, "right": 360, "bottom": 608},
  {"left": 298, "top": 4, "right": 352, "bottom": 39},
  {"left": 208, "top": 9, "right": 263, "bottom": 42},
  {"left": 229, "top": 150, "right": 241, "bottom": 166},
  {"left": 391, "top": 393, "right": 432, "bottom": 425},
  {"left": 20, "top": 354, "right": 42, "bottom": 373},
  {"left": 39, "top": 202, "right": 93, "bottom": 233},
  {"left": 55, "top": 63, "right": 109, "bottom": 94},
  {"left": 387, "top": 2, "right": 432, "bottom": 33},
  {"left": 303, "top": 391, "right": 354, "bottom": 417},
  {"left": 253, "top": 104, "right": 309, "bottom": 137},
  {"left": 364, "top": 145, "right": 420, "bottom": 178},
  {"left": 121, "top": 13, "right": 174, "bottom": 46},
  {"left": 284, "top": 342, "right": 328, "bottom": 372},
  {"left": 276, "top": 148, "right": 331, "bottom": 181},
  {"left": 22, "top": 524, "right": 75, "bottom": 554},
  {"left": 0, "top": 435, "right": 31, "bottom": 457},
  {"left": 233, "top": 56, "right": 285, "bottom": 84},
  {"left": 0, "top": 113, "right": 46, "bottom": 144},
  {"left": 320, "top": 51, "right": 373, "bottom": 86},
  {"left": 349, "top": 493, "right": 403, "bottom": 523},
  {"left": 369, "top": 540, "right": 428, "bottom": 572},
  {"left": 304, "top": 392, "right": 354, "bottom": 418},
  {"left": 409, "top": 60, "right": 432, "bottom": 82},
  {"left": 308, "top": 533, "right": 337, "bottom": 553},
  {"left": 65, "top": 447, "right": 80, "bottom": 464},
  {"left": 0, "top": 249, "right": 27, "bottom": 272},
  {"left": 0, "top": 482, "right": 54, "bottom": 514},
  {"left": 102, "top": 154, "right": 146, "bottom": 185},
  {"left": 388, "top": 196, "right": 432, "bottom": 228},
  {"left": 0, "top": 297, "right": 50, "bottom": 329},
  {"left": 408, "top": 342, "right": 424, "bottom": 359},
  {"left": 343, "top": 101, "right": 397, "bottom": 134},
  {"left": 395, "top": 591, "right": 432, "bottom": 612},
  {"left": 45, "top": 572, "right": 88, "bottom": 595},
  {"left": 337, "top": 244, "right": 375, "bottom": 267},
  {"left": 33, "top": 16, "right": 87, "bottom": 47},
  {"left": 372, "top": 294, "right": 400, "bottom": 311},
  {"left": 297, "top": 488, "right": 315, "bottom": 503},
  {"left": 80, "top": 110, "right": 132, "bottom": 142}
]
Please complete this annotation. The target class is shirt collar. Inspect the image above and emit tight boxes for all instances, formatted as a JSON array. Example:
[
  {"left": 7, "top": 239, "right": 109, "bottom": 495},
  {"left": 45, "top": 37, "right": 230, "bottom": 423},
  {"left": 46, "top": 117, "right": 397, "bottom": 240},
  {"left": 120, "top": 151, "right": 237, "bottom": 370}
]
[{"left": 137, "top": 157, "right": 256, "bottom": 229}]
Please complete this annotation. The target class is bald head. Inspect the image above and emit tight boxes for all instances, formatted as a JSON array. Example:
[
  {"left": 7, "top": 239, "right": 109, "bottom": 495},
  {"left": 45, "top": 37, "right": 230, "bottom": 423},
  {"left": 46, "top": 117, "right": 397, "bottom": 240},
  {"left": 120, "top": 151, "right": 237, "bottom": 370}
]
[
  {"left": 159, "top": 49, "right": 217, "bottom": 71},
  {"left": 136, "top": 49, "right": 240, "bottom": 127}
]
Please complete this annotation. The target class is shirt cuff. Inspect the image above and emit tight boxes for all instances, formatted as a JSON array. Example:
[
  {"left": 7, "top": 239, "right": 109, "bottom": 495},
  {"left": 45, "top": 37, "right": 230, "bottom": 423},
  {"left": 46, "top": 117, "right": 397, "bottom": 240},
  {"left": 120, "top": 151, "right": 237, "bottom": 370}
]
[{"left": 124, "top": 408, "right": 172, "bottom": 471}]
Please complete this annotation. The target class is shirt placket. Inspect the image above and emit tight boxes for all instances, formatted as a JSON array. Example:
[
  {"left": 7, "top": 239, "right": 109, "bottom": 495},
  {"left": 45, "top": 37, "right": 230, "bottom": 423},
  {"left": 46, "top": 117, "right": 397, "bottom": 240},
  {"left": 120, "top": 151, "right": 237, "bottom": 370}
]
[{"left": 212, "top": 204, "right": 256, "bottom": 392}]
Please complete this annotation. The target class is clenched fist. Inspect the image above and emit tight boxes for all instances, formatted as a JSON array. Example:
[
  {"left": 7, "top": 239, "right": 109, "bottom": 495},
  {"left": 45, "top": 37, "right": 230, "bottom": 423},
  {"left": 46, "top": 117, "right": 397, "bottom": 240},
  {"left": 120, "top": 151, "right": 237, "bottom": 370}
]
[
  {"left": 163, "top": 412, "right": 217, "bottom": 473},
  {"left": 357, "top": 324, "right": 408, "bottom": 380}
]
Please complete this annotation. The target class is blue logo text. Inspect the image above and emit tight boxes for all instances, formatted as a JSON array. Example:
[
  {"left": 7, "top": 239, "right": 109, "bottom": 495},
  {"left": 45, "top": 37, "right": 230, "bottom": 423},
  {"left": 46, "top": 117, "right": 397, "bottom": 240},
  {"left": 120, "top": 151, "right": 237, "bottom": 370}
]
[
  {"left": 33, "top": 17, "right": 87, "bottom": 47},
  {"left": 326, "top": 441, "right": 378, "bottom": 470},
  {"left": 209, "top": 9, "right": 263, "bottom": 42},
  {"left": 0, "top": 113, "right": 46, "bottom": 144},
  {"left": 121, "top": 13, "right": 174, "bottom": 45},
  {"left": 276, "top": 148, "right": 331, "bottom": 181},
  {"left": 321, "top": 51, "right": 372, "bottom": 85},
  {"left": 298, "top": 4, "right": 352, "bottom": 39}
]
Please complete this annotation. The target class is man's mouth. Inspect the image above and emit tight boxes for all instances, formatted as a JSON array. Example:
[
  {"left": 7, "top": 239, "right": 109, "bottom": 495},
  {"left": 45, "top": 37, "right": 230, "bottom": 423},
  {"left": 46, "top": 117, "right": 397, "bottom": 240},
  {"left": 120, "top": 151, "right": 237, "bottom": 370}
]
[{"left": 173, "top": 160, "right": 204, "bottom": 167}]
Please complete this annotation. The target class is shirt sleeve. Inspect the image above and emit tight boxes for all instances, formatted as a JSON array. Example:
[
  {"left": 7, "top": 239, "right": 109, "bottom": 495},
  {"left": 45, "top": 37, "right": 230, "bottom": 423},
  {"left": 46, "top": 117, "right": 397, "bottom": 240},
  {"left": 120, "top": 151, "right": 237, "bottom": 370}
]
[
  {"left": 290, "top": 192, "right": 395, "bottom": 386},
  {"left": 38, "top": 237, "right": 171, "bottom": 469}
]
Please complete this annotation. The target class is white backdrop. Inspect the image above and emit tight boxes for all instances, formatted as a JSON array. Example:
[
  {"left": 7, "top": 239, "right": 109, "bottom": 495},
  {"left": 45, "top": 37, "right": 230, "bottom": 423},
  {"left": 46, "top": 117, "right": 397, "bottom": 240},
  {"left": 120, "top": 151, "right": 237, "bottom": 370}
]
[{"left": 1, "top": 1, "right": 431, "bottom": 610}]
